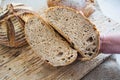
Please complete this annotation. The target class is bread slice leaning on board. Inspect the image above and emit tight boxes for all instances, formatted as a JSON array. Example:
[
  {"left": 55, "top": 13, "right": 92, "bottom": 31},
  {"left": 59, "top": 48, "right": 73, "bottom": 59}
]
[
  {"left": 45, "top": 6, "right": 100, "bottom": 61},
  {"left": 25, "top": 16, "right": 78, "bottom": 66}
]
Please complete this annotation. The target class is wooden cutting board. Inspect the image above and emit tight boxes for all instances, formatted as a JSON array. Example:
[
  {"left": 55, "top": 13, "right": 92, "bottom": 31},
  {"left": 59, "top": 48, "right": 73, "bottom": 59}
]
[{"left": 0, "top": 3, "right": 120, "bottom": 80}]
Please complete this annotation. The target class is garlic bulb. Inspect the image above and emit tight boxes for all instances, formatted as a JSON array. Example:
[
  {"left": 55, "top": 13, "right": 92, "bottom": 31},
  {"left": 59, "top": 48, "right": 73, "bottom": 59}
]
[{"left": 0, "top": 4, "right": 34, "bottom": 47}]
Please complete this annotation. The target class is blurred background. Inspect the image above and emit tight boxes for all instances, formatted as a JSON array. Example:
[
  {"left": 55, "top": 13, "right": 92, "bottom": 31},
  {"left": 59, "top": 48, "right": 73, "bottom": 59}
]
[
  {"left": 97, "top": 0, "right": 120, "bottom": 66},
  {"left": 0, "top": 0, "right": 48, "bottom": 14}
]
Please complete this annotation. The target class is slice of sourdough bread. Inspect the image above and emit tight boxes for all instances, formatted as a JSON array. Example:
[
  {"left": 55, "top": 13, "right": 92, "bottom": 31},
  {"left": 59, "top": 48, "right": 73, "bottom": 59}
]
[
  {"left": 25, "top": 16, "right": 77, "bottom": 66},
  {"left": 45, "top": 6, "right": 100, "bottom": 61}
]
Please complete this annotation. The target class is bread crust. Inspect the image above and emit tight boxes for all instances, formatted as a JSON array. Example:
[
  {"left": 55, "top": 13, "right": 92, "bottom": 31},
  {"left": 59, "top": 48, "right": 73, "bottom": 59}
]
[
  {"left": 24, "top": 15, "right": 77, "bottom": 66},
  {"left": 0, "top": 4, "right": 36, "bottom": 47},
  {"left": 47, "top": 0, "right": 86, "bottom": 11},
  {"left": 45, "top": 6, "right": 100, "bottom": 61}
]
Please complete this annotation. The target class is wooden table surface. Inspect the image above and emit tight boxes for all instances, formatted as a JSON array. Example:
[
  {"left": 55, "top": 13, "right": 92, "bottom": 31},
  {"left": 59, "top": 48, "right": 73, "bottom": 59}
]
[{"left": 0, "top": 3, "right": 120, "bottom": 80}]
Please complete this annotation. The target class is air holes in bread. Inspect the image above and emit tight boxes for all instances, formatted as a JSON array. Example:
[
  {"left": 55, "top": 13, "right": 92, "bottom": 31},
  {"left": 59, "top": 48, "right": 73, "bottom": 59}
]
[
  {"left": 45, "top": 60, "right": 49, "bottom": 62},
  {"left": 93, "top": 42, "right": 95, "bottom": 45},
  {"left": 57, "top": 52, "right": 63, "bottom": 57},
  {"left": 86, "top": 48, "right": 90, "bottom": 51},
  {"left": 84, "top": 30, "right": 89, "bottom": 32},
  {"left": 71, "top": 55, "right": 73, "bottom": 57},
  {"left": 62, "top": 58, "right": 65, "bottom": 61},
  {"left": 85, "top": 53, "right": 93, "bottom": 56},
  {"left": 88, "top": 53, "right": 93, "bottom": 56},
  {"left": 68, "top": 55, "right": 74, "bottom": 59},
  {"left": 83, "top": 42, "right": 85, "bottom": 45},
  {"left": 68, "top": 57, "right": 71, "bottom": 59},
  {"left": 66, "top": 18, "right": 68, "bottom": 21},
  {"left": 85, "top": 53, "right": 87, "bottom": 55},
  {"left": 92, "top": 48, "right": 96, "bottom": 52},
  {"left": 87, "top": 37, "right": 93, "bottom": 42}
]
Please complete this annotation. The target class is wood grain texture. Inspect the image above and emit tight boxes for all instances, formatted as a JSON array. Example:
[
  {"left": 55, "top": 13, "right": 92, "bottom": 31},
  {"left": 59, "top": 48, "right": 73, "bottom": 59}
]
[
  {"left": 0, "top": 3, "right": 120, "bottom": 80},
  {"left": 0, "top": 44, "right": 110, "bottom": 80}
]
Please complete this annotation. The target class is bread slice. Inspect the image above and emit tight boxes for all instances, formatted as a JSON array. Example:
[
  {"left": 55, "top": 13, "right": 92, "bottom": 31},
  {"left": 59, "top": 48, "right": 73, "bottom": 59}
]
[
  {"left": 45, "top": 6, "right": 100, "bottom": 60},
  {"left": 25, "top": 16, "right": 77, "bottom": 66}
]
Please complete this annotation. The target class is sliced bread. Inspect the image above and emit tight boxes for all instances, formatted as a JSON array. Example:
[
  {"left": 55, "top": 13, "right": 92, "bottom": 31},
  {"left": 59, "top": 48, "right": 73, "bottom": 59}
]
[
  {"left": 25, "top": 16, "right": 77, "bottom": 66},
  {"left": 45, "top": 7, "right": 100, "bottom": 60}
]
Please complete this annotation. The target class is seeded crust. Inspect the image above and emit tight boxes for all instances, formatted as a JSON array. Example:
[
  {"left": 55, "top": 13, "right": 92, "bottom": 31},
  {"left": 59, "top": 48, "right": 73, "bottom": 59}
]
[
  {"left": 45, "top": 6, "right": 100, "bottom": 61},
  {"left": 25, "top": 16, "right": 77, "bottom": 66}
]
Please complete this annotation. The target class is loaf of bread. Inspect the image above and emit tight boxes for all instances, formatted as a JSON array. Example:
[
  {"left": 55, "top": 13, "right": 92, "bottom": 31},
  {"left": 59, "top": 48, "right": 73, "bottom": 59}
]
[
  {"left": 47, "top": 0, "right": 94, "bottom": 17},
  {"left": 0, "top": 4, "right": 35, "bottom": 47},
  {"left": 45, "top": 7, "right": 100, "bottom": 60},
  {"left": 47, "top": 0, "right": 86, "bottom": 11},
  {"left": 25, "top": 16, "right": 77, "bottom": 66}
]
